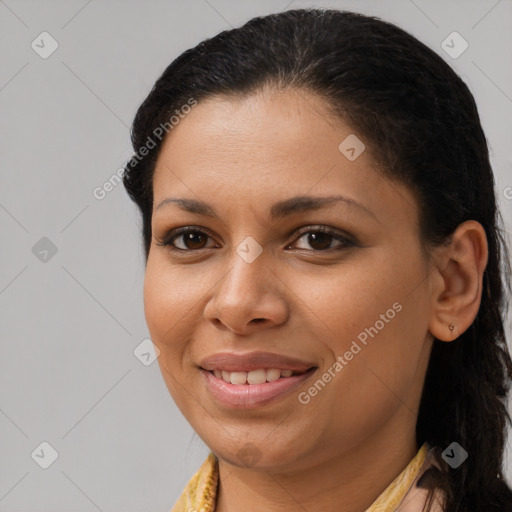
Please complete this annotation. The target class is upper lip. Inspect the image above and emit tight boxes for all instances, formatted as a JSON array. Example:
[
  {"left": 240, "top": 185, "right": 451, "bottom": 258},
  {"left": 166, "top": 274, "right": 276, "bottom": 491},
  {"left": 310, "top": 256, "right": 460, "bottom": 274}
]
[{"left": 199, "top": 351, "right": 316, "bottom": 372}]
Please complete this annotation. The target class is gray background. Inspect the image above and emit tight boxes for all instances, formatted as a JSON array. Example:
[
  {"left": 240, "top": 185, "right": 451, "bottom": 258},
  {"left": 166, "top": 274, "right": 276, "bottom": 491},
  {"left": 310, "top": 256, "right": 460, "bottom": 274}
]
[{"left": 1, "top": 0, "right": 511, "bottom": 510}]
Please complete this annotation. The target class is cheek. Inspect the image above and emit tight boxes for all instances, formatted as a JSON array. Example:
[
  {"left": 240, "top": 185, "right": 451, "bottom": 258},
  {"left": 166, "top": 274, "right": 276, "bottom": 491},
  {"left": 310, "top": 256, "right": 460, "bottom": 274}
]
[
  {"left": 294, "top": 256, "right": 407, "bottom": 347},
  {"left": 143, "top": 259, "right": 203, "bottom": 414},
  {"left": 305, "top": 250, "right": 428, "bottom": 390},
  {"left": 142, "top": 259, "right": 196, "bottom": 386},
  {"left": 143, "top": 256, "right": 204, "bottom": 344},
  {"left": 143, "top": 264, "right": 171, "bottom": 343}
]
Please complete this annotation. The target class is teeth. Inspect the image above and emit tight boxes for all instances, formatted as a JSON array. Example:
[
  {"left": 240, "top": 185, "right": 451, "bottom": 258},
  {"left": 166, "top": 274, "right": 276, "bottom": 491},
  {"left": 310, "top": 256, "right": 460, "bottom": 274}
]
[
  {"left": 213, "top": 368, "right": 299, "bottom": 385},
  {"left": 230, "top": 371, "right": 247, "bottom": 385},
  {"left": 247, "top": 369, "right": 266, "bottom": 384},
  {"left": 266, "top": 368, "right": 281, "bottom": 382}
]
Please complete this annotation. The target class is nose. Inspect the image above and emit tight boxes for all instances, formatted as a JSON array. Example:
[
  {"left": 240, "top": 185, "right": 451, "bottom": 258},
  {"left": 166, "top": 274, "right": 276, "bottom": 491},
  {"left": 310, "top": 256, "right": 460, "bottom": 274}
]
[{"left": 204, "top": 254, "right": 289, "bottom": 335}]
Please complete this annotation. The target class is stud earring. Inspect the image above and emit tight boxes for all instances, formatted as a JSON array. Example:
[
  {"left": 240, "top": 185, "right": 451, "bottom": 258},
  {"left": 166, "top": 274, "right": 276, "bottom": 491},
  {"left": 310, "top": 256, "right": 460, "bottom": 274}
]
[{"left": 449, "top": 323, "right": 455, "bottom": 331}]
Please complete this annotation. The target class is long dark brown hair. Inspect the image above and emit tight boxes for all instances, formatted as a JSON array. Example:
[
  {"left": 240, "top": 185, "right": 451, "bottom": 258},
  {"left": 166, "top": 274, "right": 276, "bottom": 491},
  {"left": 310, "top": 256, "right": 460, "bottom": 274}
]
[{"left": 122, "top": 8, "right": 512, "bottom": 511}]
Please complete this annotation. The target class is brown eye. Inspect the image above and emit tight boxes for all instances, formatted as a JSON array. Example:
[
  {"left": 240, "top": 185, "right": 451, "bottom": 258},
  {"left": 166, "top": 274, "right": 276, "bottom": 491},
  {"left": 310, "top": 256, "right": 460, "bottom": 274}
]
[
  {"left": 291, "top": 227, "right": 354, "bottom": 251},
  {"left": 158, "top": 228, "right": 218, "bottom": 252},
  {"left": 177, "top": 231, "right": 209, "bottom": 250},
  {"left": 303, "top": 232, "right": 334, "bottom": 250}
]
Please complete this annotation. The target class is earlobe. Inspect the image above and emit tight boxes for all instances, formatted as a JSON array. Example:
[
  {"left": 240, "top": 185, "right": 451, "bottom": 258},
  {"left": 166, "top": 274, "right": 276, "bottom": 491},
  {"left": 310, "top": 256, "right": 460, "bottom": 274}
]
[
  {"left": 430, "top": 319, "right": 460, "bottom": 342},
  {"left": 448, "top": 322, "right": 459, "bottom": 341},
  {"left": 427, "top": 220, "right": 488, "bottom": 343}
]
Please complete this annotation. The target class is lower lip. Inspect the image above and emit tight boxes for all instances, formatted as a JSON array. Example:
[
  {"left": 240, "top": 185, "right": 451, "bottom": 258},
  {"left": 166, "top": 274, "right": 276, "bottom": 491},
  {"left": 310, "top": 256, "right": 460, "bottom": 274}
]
[{"left": 200, "top": 368, "right": 317, "bottom": 408}]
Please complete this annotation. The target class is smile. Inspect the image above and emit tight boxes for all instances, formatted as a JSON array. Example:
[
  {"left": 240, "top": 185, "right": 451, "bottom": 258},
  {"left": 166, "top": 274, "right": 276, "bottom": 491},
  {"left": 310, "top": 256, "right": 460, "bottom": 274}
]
[
  {"left": 200, "top": 366, "right": 317, "bottom": 408},
  {"left": 198, "top": 351, "right": 318, "bottom": 407},
  {"left": 212, "top": 368, "right": 301, "bottom": 385}
]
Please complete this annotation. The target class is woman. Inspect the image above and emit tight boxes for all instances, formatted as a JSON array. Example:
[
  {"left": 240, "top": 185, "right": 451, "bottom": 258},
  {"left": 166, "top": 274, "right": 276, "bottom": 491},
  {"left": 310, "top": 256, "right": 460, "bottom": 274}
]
[{"left": 122, "top": 8, "right": 512, "bottom": 512}]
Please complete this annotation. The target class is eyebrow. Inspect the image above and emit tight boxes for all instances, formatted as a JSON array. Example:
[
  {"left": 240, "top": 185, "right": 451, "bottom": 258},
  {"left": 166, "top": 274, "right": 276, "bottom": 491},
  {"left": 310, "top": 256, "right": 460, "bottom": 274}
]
[{"left": 155, "top": 194, "right": 377, "bottom": 221}]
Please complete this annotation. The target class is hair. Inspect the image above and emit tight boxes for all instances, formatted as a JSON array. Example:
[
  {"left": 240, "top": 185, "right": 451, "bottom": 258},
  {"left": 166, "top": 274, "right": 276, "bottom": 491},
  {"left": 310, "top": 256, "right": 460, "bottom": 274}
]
[{"left": 122, "top": 8, "right": 512, "bottom": 511}]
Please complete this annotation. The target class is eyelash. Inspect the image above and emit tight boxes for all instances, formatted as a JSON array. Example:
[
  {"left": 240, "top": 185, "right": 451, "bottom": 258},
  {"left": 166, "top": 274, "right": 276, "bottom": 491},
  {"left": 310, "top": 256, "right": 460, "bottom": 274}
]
[{"left": 155, "top": 225, "right": 355, "bottom": 254}]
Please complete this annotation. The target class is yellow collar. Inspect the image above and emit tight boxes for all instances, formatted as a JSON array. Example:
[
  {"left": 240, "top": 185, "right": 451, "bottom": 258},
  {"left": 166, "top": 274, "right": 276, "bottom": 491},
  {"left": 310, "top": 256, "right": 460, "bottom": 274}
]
[{"left": 171, "top": 443, "right": 431, "bottom": 512}]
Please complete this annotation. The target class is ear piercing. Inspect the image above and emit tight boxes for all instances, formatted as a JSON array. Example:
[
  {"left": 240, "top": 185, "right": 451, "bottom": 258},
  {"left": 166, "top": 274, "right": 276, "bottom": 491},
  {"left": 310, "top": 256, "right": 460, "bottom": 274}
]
[{"left": 449, "top": 323, "right": 455, "bottom": 331}]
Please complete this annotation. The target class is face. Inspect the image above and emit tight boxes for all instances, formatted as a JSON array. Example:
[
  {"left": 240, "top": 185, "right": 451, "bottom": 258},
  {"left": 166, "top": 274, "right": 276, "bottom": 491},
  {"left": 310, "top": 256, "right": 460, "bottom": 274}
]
[{"left": 144, "top": 87, "right": 435, "bottom": 472}]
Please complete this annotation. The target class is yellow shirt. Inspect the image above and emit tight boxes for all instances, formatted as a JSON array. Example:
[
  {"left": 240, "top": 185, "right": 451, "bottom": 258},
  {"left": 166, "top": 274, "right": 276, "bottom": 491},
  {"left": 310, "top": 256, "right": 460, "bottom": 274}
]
[{"left": 170, "top": 442, "right": 444, "bottom": 512}]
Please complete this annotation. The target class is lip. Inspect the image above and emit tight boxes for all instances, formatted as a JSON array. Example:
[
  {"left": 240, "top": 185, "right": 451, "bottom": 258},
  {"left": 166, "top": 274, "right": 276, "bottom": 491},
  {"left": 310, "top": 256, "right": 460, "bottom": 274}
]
[
  {"left": 201, "top": 367, "right": 317, "bottom": 408},
  {"left": 199, "top": 351, "right": 316, "bottom": 372}
]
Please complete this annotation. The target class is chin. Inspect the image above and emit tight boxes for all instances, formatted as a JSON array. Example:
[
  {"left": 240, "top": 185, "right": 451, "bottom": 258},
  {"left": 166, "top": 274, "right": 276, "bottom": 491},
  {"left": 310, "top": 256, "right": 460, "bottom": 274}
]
[{"left": 202, "top": 429, "right": 308, "bottom": 471}]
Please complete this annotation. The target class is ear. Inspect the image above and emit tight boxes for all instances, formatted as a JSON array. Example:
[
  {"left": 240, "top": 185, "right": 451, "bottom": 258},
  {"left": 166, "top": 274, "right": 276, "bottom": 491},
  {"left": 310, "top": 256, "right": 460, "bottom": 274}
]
[{"left": 428, "top": 220, "right": 489, "bottom": 342}]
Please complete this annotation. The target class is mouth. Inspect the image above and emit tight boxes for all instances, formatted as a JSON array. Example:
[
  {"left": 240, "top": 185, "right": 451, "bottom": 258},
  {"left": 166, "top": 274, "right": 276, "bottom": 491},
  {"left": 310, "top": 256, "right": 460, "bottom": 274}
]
[{"left": 198, "top": 352, "right": 318, "bottom": 408}]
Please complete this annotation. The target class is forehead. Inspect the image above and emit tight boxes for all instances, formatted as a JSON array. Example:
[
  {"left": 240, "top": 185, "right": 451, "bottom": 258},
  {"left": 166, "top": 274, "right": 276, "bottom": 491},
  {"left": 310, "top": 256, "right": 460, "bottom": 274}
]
[
  {"left": 154, "top": 88, "right": 362, "bottom": 189},
  {"left": 152, "top": 88, "right": 419, "bottom": 230}
]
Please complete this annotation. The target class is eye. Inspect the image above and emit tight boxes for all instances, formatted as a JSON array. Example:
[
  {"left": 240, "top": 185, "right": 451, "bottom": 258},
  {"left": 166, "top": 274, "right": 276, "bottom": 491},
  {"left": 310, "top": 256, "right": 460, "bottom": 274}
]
[
  {"left": 288, "top": 226, "right": 355, "bottom": 252},
  {"left": 156, "top": 227, "right": 218, "bottom": 252},
  {"left": 156, "top": 225, "right": 354, "bottom": 253}
]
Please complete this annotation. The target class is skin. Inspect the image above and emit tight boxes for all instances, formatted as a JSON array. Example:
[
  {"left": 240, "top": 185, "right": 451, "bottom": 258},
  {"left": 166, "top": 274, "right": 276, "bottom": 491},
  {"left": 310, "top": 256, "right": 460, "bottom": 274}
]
[{"left": 143, "top": 86, "right": 488, "bottom": 512}]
